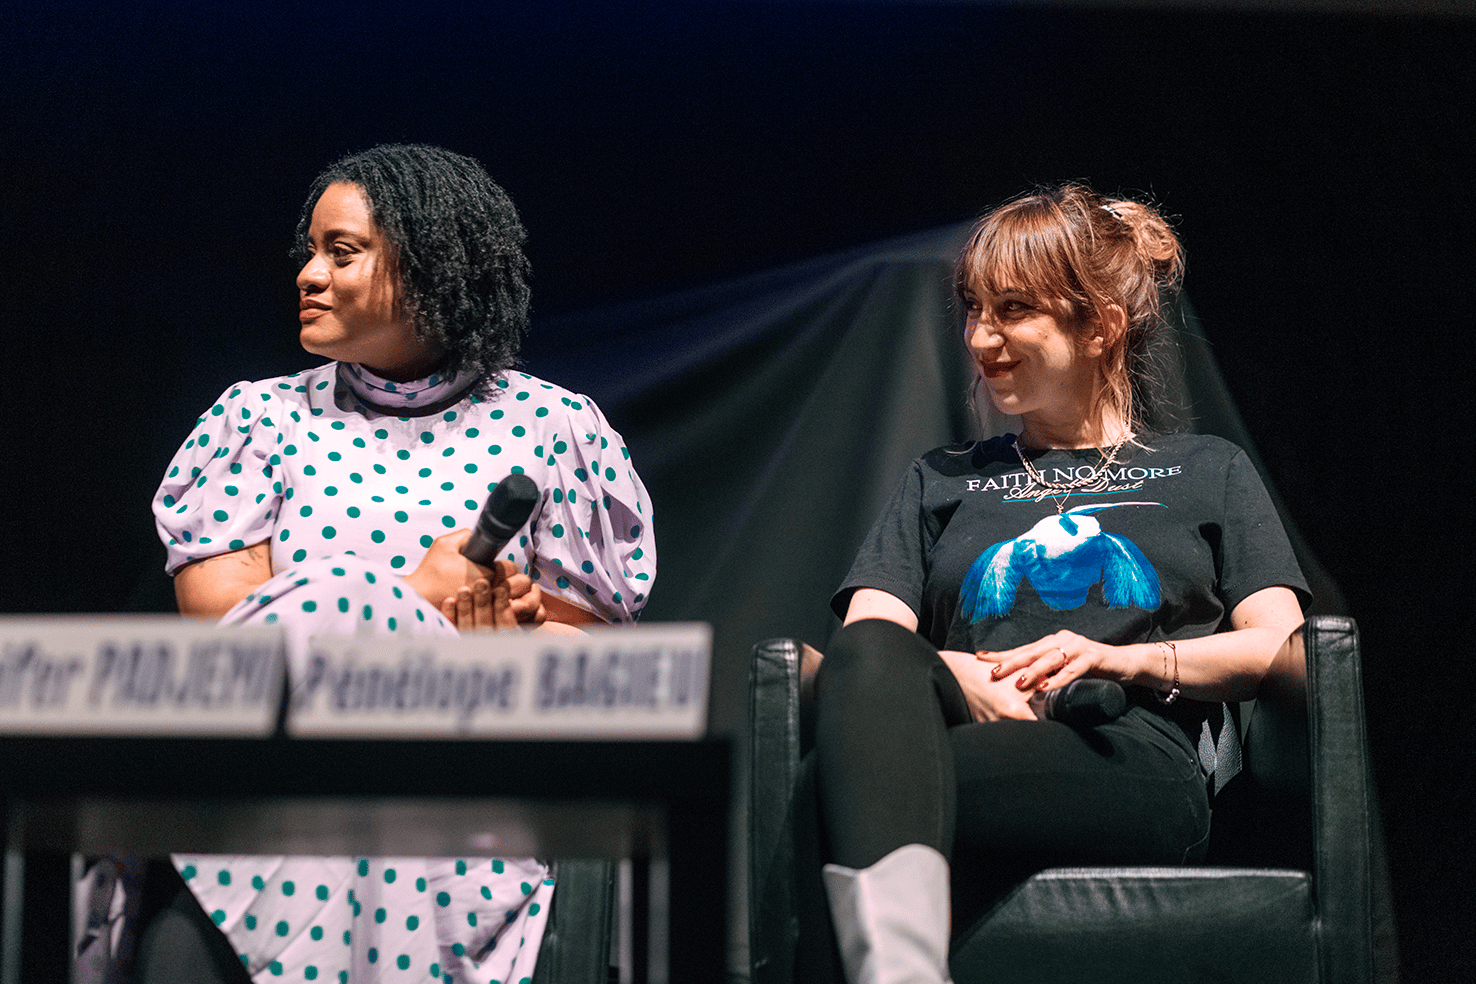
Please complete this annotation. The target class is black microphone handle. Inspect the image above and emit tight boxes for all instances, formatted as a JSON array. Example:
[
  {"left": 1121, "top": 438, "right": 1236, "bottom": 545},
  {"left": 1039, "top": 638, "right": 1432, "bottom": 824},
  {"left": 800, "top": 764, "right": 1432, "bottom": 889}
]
[
  {"left": 1030, "top": 678, "right": 1128, "bottom": 728},
  {"left": 461, "top": 474, "right": 540, "bottom": 567}
]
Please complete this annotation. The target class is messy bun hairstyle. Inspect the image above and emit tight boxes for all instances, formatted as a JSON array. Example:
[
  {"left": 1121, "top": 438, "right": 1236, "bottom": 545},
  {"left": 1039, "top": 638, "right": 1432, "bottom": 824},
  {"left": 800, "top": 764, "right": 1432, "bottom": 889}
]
[{"left": 955, "top": 182, "right": 1185, "bottom": 435}]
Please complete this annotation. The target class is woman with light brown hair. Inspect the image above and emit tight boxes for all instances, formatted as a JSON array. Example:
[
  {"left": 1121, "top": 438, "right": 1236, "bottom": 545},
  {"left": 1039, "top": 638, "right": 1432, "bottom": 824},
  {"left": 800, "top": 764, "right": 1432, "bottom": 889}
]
[{"left": 814, "top": 183, "right": 1308, "bottom": 983}]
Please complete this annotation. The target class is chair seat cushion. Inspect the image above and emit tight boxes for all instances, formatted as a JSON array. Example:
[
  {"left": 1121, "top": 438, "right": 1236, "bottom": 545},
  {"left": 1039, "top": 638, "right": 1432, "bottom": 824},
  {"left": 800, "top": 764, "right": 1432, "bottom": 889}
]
[{"left": 952, "top": 866, "right": 1315, "bottom": 984}]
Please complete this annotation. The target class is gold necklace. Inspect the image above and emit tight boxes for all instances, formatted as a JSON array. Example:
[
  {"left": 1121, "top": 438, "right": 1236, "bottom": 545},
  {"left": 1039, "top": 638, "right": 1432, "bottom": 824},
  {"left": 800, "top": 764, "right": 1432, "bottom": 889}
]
[{"left": 1013, "top": 433, "right": 1131, "bottom": 513}]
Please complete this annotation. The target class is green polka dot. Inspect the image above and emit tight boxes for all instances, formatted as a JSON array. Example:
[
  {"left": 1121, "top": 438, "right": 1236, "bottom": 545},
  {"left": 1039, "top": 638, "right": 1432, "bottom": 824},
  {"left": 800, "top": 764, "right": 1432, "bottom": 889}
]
[
  {"left": 396, "top": 955, "right": 411, "bottom": 970},
  {"left": 417, "top": 877, "right": 427, "bottom": 891},
  {"left": 488, "top": 445, "right": 501, "bottom": 455},
  {"left": 344, "top": 930, "right": 352, "bottom": 944},
  {"left": 322, "top": 526, "right": 336, "bottom": 539},
  {"left": 397, "top": 450, "right": 410, "bottom": 460},
  {"left": 419, "top": 467, "right": 433, "bottom": 477},
  {"left": 384, "top": 867, "right": 396, "bottom": 883},
  {"left": 310, "top": 925, "right": 323, "bottom": 941},
  {"left": 551, "top": 524, "right": 564, "bottom": 538},
  {"left": 452, "top": 943, "right": 466, "bottom": 957},
  {"left": 331, "top": 567, "right": 346, "bottom": 577},
  {"left": 493, "top": 860, "right": 505, "bottom": 873},
  {"left": 395, "top": 511, "right": 409, "bottom": 523},
  {"left": 375, "top": 908, "right": 386, "bottom": 923},
  {"left": 292, "top": 549, "right": 307, "bottom": 562},
  {"left": 406, "top": 915, "right": 419, "bottom": 930},
  {"left": 391, "top": 556, "right": 407, "bottom": 569},
  {"left": 371, "top": 530, "right": 386, "bottom": 543},
  {"left": 467, "top": 912, "right": 478, "bottom": 926},
  {"left": 217, "top": 870, "right": 231, "bottom": 886},
  {"left": 229, "top": 539, "right": 246, "bottom": 550},
  {"left": 181, "top": 864, "right": 197, "bottom": 880},
  {"left": 282, "top": 881, "right": 295, "bottom": 896},
  {"left": 420, "top": 534, "right": 434, "bottom": 548},
  {"left": 325, "top": 486, "right": 338, "bottom": 496},
  {"left": 362, "top": 604, "right": 373, "bottom": 621},
  {"left": 490, "top": 409, "right": 504, "bottom": 419},
  {"left": 529, "top": 902, "right": 541, "bottom": 916},
  {"left": 368, "top": 948, "right": 378, "bottom": 964},
  {"left": 213, "top": 509, "right": 229, "bottom": 522},
  {"left": 275, "top": 920, "right": 290, "bottom": 936},
  {"left": 305, "top": 968, "right": 318, "bottom": 980},
  {"left": 442, "top": 515, "right": 456, "bottom": 528},
  {"left": 245, "top": 914, "right": 257, "bottom": 930},
  {"left": 347, "top": 506, "right": 360, "bottom": 518},
  {"left": 512, "top": 426, "right": 526, "bottom": 437},
  {"left": 253, "top": 875, "right": 266, "bottom": 889},
  {"left": 436, "top": 891, "right": 451, "bottom": 907},
  {"left": 211, "top": 909, "right": 226, "bottom": 925},
  {"left": 269, "top": 960, "right": 282, "bottom": 976}
]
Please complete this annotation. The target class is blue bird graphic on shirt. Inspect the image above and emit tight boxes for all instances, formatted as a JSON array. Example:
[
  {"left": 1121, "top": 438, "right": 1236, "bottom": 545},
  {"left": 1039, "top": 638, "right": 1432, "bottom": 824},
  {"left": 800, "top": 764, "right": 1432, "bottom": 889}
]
[{"left": 959, "top": 502, "right": 1166, "bottom": 621}]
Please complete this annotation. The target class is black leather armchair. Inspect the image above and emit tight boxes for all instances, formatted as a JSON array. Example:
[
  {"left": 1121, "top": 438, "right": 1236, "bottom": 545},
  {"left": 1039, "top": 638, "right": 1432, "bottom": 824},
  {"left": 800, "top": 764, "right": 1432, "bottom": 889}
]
[{"left": 748, "top": 616, "right": 1375, "bottom": 984}]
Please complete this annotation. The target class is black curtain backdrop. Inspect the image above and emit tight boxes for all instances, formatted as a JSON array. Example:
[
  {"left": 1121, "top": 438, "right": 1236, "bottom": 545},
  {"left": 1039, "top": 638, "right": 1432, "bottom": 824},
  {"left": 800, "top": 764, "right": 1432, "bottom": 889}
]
[{"left": 4, "top": 1, "right": 1472, "bottom": 979}]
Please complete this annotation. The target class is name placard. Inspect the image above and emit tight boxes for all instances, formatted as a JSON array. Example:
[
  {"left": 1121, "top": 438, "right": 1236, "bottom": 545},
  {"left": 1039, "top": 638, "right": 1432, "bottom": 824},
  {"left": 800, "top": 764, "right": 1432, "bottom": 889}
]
[
  {"left": 0, "top": 617, "right": 285, "bottom": 736},
  {"left": 288, "top": 623, "right": 711, "bottom": 740}
]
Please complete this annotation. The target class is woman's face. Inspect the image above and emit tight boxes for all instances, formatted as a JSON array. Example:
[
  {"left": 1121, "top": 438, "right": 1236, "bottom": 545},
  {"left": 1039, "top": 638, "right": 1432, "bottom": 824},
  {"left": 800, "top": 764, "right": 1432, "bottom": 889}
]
[
  {"left": 962, "top": 283, "right": 1103, "bottom": 428},
  {"left": 297, "top": 182, "right": 442, "bottom": 380}
]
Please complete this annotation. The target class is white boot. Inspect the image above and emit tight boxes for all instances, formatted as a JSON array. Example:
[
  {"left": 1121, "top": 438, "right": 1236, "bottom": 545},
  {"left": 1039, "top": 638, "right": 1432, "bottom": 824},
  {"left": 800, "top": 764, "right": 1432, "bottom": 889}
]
[{"left": 822, "top": 843, "right": 954, "bottom": 984}]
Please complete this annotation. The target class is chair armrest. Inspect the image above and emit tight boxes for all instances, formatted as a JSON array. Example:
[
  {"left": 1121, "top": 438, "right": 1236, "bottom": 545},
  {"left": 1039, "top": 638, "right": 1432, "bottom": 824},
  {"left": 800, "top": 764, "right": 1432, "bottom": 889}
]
[
  {"left": 532, "top": 859, "right": 614, "bottom": 984},
  {"left": 1250, "top": 616, "right": 1374, "bottom": 984},
  {"left": 748, "top": 639, "right": 825, "bottom": 984},
  {"left": 1303, "top": 615, "right": 1375, "bottom": 984}
]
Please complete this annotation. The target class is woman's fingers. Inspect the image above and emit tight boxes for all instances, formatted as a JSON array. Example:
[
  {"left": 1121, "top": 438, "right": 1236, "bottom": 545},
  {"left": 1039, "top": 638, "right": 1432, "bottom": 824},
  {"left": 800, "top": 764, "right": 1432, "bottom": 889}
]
[{"left": 978, "top": 634, "right": 1097, "bottom": 691}]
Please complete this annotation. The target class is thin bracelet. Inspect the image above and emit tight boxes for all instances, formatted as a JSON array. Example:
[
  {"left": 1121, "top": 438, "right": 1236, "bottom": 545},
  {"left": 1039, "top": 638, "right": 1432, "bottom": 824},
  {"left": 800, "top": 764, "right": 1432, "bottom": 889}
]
[{"left": 1155, "top": 641, "right": 1180, "bottom": 705}]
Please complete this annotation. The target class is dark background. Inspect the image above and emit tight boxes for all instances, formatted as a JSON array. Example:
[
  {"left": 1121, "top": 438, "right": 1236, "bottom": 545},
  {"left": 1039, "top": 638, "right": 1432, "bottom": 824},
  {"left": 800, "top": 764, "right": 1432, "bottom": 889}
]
[{"left": 3, "top": 0, "right": 1471, "bottom": 978}]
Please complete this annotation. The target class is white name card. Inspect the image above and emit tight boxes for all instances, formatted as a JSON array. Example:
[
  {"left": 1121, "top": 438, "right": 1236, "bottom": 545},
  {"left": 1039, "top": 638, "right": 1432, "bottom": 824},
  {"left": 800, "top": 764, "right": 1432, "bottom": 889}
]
[
  {"left": 0, "top": 617, "right": 285, "bottom": 736},
  {"left": 288, "top": 622, "right": 711, "bottom": 740}
]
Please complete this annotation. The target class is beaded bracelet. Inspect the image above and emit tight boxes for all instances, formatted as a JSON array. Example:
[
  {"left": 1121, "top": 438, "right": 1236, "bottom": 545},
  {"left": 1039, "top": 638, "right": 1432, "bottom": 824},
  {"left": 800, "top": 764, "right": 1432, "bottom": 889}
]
[{"left": 1155, "top": 641, "right": 1180, "bottom": 705}]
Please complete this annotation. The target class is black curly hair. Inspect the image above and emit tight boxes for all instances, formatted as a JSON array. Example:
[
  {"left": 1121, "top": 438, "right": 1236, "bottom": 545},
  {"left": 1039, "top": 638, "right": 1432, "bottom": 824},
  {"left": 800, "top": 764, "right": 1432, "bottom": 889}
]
[{"left": 295, "top": 144, "right": 531, "bottom": 383}]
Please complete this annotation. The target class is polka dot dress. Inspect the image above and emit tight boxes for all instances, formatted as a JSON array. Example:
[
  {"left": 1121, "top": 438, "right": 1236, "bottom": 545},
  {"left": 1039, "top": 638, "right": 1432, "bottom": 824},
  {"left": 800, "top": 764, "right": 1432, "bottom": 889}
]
[{"left": 154, "top": 362, "right": 656, "bottom": 983}]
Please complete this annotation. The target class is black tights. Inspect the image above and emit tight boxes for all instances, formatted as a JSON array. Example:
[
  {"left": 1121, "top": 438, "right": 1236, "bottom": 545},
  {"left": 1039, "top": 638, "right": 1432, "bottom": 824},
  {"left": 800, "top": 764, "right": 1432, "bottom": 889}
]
[{"left": 813, "top": 619, "right": 1210, "bottom": 906}]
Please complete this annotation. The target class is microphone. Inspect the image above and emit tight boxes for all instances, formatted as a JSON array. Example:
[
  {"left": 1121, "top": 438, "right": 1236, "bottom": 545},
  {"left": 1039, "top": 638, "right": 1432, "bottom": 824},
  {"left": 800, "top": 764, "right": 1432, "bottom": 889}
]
[
  {"left": 461, "top": 473, "right": 540, "bottom": 566},
  {"left": 1030, "top": 678, "right": 1128, "bottom": 728}
]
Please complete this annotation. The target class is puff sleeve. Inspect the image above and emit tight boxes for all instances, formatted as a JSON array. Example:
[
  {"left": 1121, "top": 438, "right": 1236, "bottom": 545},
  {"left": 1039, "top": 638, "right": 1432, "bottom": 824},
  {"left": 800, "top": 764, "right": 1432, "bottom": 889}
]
[{"left": 153, "top": 380, "right": 283, "bottom": 573}]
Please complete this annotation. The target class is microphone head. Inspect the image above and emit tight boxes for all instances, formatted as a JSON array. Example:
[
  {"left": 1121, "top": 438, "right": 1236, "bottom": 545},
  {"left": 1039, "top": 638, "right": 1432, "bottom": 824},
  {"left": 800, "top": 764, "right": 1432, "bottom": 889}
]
[{"left": 479, "top": 473, "right": 540, "bottom": 540}]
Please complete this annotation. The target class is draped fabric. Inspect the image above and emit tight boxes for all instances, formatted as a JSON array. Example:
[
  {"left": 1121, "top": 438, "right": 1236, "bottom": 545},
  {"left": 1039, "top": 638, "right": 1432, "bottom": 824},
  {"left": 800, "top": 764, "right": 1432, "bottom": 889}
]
[{"left": 524, "top": 222, "right": 1343, "bottom": 735}]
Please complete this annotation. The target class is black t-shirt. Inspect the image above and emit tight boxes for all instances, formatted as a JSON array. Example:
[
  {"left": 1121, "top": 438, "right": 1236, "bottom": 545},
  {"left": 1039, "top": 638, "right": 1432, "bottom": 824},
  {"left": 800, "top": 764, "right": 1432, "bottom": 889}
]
[{"left": 835, "top": 433, "right": 1310, "bottom": 656}]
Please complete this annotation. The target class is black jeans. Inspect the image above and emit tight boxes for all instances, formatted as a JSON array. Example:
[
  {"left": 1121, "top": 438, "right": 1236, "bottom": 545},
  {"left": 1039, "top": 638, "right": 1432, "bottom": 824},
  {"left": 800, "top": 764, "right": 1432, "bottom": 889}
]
[{"left": 812, "top": 618, "right": 1210, "bottom": 921}]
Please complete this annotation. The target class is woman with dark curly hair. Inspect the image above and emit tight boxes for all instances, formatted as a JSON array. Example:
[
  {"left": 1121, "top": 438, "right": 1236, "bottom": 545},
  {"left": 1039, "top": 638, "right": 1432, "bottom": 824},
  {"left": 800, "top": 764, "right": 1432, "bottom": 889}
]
[
  {"left": 148, "top": 144, "right": 655, "bottom": 983},
  {"left": 813, "top": 183, "right": 1306, "bottom": 983}
]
